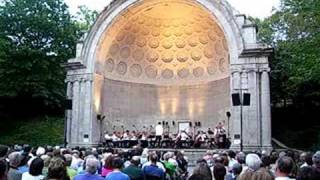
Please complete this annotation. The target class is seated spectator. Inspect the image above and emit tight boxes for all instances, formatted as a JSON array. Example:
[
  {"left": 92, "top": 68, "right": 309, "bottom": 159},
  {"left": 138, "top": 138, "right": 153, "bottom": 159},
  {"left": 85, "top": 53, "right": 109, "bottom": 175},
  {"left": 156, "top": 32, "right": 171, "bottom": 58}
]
[
  {"left": 191, "top": 160, "right": 212, "bottom": 180},
  {"left": 163, "top": 152, "right": 176, "bottom": 178},
  {"left": 106, "top": 157, "right": 129, "bottom": 180},
  {"left": 47, "top": 158, "right": 70, "bottom": 180},
  {"left": 101, "top": 155, "right": 113, "bottom": 177},
  {"left": 18, "top": 154, "right": 30, "bottom": 174},
  {"left": 213, "top": 163, "right": 227, "bottom": 180},
  {"left": 122, "top": 156, "right": 143, "bottom": 180},
  {"left": 142, "top": 154, "right": 164, "bottom": 180},
  {"left": 141, "top": 152, "right": 165, "bottom": 173},
  {"left": 8, "top": 152, "right": 22, "bottom": 180},
  {"left": 188, "top": 174, "right": 206, "bottom": 180},
  {"left": 226, "top": 163, "right": 242, "bottom": 180},
  {"left": 22, "top": 158, "right": 44, "bottom": 180},
  {"left": 0, "top": 158, "right": 8, "bottom": 180},
  {"left": 275, "top": 156, "right": 294, "bottom": 180},
  {"left": 0, "top": 146, "right": 8, "bottom": 159},
  {"left": 297, "top": 166, "right": 313, "bottom": 180},
  {"left": 73, "top": 157, "right": 103, "bottom": 180},
  {"left": 300, "top": 152, "right": 313, "bottom": 168},
  {"left": 64, "top": 154, "right": 77, "bottom": 180},
  {"left": 240, "top": 153, "right": 262, "bottom": 180},
  {"left": 252, "top": 169, "right": 274, "bottom": 180}
]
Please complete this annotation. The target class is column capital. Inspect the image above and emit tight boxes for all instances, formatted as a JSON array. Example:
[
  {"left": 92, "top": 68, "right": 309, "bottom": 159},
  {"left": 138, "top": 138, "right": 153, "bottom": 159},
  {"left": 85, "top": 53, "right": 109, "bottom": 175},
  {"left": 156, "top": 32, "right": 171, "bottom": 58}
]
[
  {"left": 65, "top": 74, "right": 94, "bottom": 83},
  {"left": 259, "top": 68, "right": 271, "bottom": 73}
]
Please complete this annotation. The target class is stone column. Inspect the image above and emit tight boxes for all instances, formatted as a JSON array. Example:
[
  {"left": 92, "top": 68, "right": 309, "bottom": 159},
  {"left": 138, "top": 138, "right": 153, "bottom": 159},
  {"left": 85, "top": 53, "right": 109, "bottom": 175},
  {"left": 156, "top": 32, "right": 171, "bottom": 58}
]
[
  {"left": 66, "top": 81, "right": 73, "bottom": 144},
  {"left": 261, "top": 69, "right": 272, "bottom": 148},
  {"left": 230, "top": 70, "right": 241, "bottom": 150},
  {"left": 83, "top": 77, "right": 94, "bottom": 144},
  {"left": 71, "top": 80, "right": 80, "bottom": 144}
]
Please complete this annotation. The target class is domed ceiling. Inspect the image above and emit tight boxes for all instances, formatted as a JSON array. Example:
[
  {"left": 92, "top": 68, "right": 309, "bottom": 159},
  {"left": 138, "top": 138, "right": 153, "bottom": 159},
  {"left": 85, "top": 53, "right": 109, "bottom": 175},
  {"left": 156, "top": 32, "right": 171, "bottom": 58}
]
[{"left": 96, "top": 0, "right": 229, "bottom": 85}]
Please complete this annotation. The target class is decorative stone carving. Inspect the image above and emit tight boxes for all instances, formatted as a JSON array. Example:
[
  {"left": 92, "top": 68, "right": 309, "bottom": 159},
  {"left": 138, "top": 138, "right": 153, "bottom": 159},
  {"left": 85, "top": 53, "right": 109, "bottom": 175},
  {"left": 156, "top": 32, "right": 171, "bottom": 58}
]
[
  {"left": 162, "top": 40, "right": 173, "bottom": 49},
  {"left": 162, "top": 52, "right": 174, "bottom": 63},
  {"left": 145, "top": 65, "right": 158, "bottom": 78},
  {"left": 125, "top": 33, "right": 136, "bottom": 45},
  {"left": 162, "top": 69, "right": 174, "bottom": 79},
  {"left": 178, "top": 68, "right": 190, "bottom": 79},
  {"left": 120, "top": 47, "right": 131, "bottom": 59},
  {"left": 149, "top": 38, "right": 159, "bottom": 48},
  {"left": 116, "top": 61, "right": 127, "bottom": 75},
  {"left": 132, "top": 48, "right": 144, "bottom": 61},
  {"left": 207, "top": 62, "right": 217, "bottom": 75},
  {"left": 176, "top": 50, "right": 189, "bottom": 62},
  {"left": 193, "top": 67, "right": 204, "bottom": 77},
  {"left": 136, "top": 37, "right": 147, "bottom": 47},
  {"left": 191, "top": 50, "right": 202, "bottom": 61},
  {"left": 175, "top": 38, "right": 186, "bottom": 48},
  {"left": 105, "top": 58, "right": 115, "bottom": 72},
  {"left": 188, "top": 37, "right": 199, "bottom": 47},
  {"left": 130, "top": 64, "right": 142, "bottom": 77},
  {"left": 146, "top": 51, "right": 159, "bottom": 63},
  {"left": 109, "top": 43, "right": 119, "bottom": 56}
]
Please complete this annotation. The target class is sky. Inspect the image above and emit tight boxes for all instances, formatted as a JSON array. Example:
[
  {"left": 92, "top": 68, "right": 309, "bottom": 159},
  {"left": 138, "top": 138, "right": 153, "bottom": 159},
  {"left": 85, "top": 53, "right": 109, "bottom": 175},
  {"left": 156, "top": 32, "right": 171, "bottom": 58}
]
[{"left": 65, "top": 0, "right": 280, "bottom": 19}]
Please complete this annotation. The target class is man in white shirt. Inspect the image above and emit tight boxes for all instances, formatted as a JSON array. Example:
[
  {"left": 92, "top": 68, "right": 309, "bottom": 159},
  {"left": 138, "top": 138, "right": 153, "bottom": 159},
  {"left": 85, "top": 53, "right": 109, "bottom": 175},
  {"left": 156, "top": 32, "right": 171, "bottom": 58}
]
[{"left": 155, "top": 122, "right": 163, "bottom": 147}]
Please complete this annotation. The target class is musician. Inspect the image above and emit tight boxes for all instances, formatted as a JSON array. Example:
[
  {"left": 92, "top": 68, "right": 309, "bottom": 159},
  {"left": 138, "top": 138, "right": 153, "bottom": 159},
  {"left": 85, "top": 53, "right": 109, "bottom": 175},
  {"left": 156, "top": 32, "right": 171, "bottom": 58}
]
[
  {"left": 112, "top": 131, "right": 120, "bottom": 147},
  {"left": 194, "top": 131, "right": 207, "bottom": 148},
  {"left": 214, "top": 122, "right": 227, "bottom": 148},
  {"left": 104, "top": 131, "right": 112, "bottom": 147},
  {"left": 155, "top": 122, "right": 163, "bottom": 147}
]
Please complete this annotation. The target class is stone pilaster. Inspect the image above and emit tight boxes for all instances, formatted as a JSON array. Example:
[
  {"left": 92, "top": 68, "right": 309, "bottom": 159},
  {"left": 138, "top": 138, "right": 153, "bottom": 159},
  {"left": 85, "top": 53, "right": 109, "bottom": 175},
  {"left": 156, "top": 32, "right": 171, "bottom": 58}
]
[
  {"left": 260, "top": 69, "right": 272, "bottom": 149},
  {"left": 66, "top": 81, "right": 73, "bottom": 144},
  {"left": 230, "top": 69, "right": 241, "bottom": 150}
]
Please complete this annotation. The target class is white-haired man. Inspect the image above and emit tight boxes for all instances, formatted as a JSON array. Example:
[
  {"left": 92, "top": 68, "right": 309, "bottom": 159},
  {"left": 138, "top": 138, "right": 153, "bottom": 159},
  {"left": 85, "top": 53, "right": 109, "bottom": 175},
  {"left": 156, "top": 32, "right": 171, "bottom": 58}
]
[
  {"left": 8, "top": 152, "right": 22, "bottom": 180},
  {"left": 74, "top": 156, "right": 103, "bottom": 180}
]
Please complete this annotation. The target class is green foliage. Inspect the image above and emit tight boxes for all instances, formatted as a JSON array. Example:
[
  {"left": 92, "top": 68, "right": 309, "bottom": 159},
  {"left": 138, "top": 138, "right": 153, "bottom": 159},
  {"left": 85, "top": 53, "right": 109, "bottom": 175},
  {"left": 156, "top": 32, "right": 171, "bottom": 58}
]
[
  {"left": 256, "top": 0, "right": 320, "bottom": 107},
  {"left": 0, "top": 0, "right": 80, "bottom": 108},
  {"left": 0, "top": 116, "right": 64, "bottom": 146},
  {"left": 74, "top": 5, "right": 99, "bottom": 33}
]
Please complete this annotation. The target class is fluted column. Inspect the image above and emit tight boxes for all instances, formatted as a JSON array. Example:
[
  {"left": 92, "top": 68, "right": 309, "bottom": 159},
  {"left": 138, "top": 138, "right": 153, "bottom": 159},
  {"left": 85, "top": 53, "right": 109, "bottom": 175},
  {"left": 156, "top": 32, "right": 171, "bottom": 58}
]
[
  {"left": 230, "top": 70, "right": 241, "bottom": 149},
  {"left": 261, "top": 69, "right": 272, "bottom": 148},
  {"left": 71, "top": 80, "right": 80, "bottom": 144},
  {"left": 66, "top": 81, "right": 73, "bottom": 144}
]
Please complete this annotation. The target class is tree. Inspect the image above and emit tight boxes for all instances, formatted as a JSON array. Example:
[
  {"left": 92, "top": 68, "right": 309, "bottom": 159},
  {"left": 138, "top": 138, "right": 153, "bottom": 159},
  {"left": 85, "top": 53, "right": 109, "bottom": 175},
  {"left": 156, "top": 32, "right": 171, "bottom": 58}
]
[
  {"left": 74, "top": 5, "right": 99, "bottom": 33},
  {"left": 0, "top": 0, "right": 80, "bottom": 109},
  {"left": 255, "top": 0, "right": 320, "bottom": 149}
]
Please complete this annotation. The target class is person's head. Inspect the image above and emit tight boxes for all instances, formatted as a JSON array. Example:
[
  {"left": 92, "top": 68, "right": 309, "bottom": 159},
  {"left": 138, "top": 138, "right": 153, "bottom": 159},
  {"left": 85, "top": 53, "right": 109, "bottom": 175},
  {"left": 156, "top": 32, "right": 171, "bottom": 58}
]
[
  {"left": 149, "top": 153, "right": 158, "bottom": 164},
  {"left": 246, "top": 153, "right": 262, "bottom": 171},
  {"left": 312, "top": 151, "right": 320, "bottom": 168},
  {"left": 232, "top": 163, "right": 242, "bottom": 176},
  {"left": 213, "top": 163, "right": 226, "bottom": 180},
  {"left": 130, "top": 156, "right": 140, "bottom": 167},
  {"left": 261, "top": 155, "right": 271, "bottom": 168},
  {"left": 0, "top": 158, "right": 8, "bottom": 180},
  {"left": 251, "top": 169, "right": 274, "bottom": 180},
  {"left": 85, "top": 157, "right": 99, "bottom": 174},
  {"left": 192, "top": 162, "right": 212, "bottom": 180},
  {"left": 63, "top": 154, "right": 72, "bottom": 167},
  {"left": 29, "top": 158, "right": 44, "bottom": 176},
  {"left": 276, "top": 156, "right": 294, "bottom": 177},
  {"left": 111, "top": 157, "right": 124, "bottom": 170},
  {"left": 188, "top": 174, "right": 206, "bottom": 180},
  {"left": 236, "top": 152, "right": 246, "bottom": 164},
  {"left": 47, "top": 157, "right": 67, "bottom": 180},
  {"left": 297, "top": 166, "right": 313, "bottom": 180},
  {"left": 304, "top": 152, "right": 313, "bottom": 166},
  {"left": 228, "top": 150, "right": 236, "bottom": 159},
  {"left": 104, "top": 155, "right": 113, "bottom": 169},
  {"left": 0, "top": 146, "right": 8, "bottom": 158},
  {"left": 36, "top": 147, "right": 46, "bottom": 157},
  {"left": 8, "top": 152, "right": 21, "bottom": 168}
]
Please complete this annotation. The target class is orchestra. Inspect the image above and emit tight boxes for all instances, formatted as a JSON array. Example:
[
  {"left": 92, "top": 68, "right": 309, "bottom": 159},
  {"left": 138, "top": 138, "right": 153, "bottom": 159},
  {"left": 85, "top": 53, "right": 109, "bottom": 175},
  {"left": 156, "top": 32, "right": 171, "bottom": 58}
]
[{"left": 103, "top": 122, "right": 230, "bottom": 149}]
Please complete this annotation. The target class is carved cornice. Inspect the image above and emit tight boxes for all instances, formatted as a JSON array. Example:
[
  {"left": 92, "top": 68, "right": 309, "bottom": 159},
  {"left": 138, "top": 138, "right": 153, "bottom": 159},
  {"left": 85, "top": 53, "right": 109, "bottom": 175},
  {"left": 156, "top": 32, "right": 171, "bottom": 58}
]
[
  {"left": 61, "top": 58, "right": 86, "bottom": 71},
  {"left": 240, "top": 47, "right": 274, "bottom": 58},
  {"left": 65, "top": 74, "right": 94, "bottom": 83}
]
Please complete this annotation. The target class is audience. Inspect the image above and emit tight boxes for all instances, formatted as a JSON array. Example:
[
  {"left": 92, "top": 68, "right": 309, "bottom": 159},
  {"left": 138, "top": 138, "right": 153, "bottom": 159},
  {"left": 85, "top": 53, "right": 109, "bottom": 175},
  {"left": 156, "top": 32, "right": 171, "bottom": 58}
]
[{"left": 2, "top": 144, "right": 320, "bottom": 180}]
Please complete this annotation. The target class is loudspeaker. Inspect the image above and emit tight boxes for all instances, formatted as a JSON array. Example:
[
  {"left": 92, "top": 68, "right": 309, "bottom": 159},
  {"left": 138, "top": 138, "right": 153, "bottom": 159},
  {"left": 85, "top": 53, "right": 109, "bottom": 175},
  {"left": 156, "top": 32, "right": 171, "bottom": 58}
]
[
  {"left": 226, "top": 111, "right": 231, "bottom": 118},
  {"left": 189, "top": 122, "right": 192, "bottom": 127},
  {"left": 243, "top": 93, "right": 251, "bottom": 106},
  {"left": 65, "top": 99, "right": 72, "bottom": 110},
  {"left": 198, "top": 122, "right": 201, "bottom": 127},
  {"left": 232, "top": 93, "right": 241, "bottom": 106},
  {"left": 172, "top": 121, "right": 175, "bottom": 126}
]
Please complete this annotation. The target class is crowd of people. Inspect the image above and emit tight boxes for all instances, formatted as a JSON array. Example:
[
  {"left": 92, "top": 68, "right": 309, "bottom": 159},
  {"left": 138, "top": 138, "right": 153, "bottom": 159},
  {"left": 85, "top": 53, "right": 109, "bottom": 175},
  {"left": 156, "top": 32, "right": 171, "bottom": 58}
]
[
  {"left": 1, "top": 144, "right": 320, "bottom": 180},
  {"left": 104, "top": 122, "right": 229, "bottom": 149}
]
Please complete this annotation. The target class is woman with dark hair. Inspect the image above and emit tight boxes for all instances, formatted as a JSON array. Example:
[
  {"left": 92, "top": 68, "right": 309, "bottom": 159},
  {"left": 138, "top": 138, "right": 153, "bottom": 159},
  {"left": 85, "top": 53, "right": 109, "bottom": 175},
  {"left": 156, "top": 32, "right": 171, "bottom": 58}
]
[
  {"left": 22, "top": 158, "right": 44, "bottom": 180},
  {"left": 101, "top": 155, "right": 113, "bottom": 177},
  {"left": 0, "top": 158, "right": 8, "bottom": 180},
  {"left": 47, "top": 158, "right": 70, "bottom": 180},
  {"left": 213, "top": 163, "right": 226, "bottom": 180}
]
